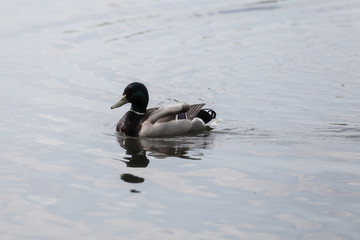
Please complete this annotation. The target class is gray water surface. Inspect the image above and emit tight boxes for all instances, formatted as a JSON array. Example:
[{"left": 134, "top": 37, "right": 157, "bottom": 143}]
[{"left": 1, "top": 0, "right": 360, "bottom": 239}]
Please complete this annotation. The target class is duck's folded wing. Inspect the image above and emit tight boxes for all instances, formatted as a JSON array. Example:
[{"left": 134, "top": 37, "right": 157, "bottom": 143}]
[{"left": 146, "top": 103, "right": 190, "bottom": 124}]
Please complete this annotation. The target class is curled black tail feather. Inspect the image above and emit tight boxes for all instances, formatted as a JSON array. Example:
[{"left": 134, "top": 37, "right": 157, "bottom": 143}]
[{"left": 196, "top": 108, "right": 216, "bottom": 124}]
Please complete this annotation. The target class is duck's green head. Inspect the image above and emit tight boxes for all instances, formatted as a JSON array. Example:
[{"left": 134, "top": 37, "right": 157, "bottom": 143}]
[{"left": 111, "top": 82, "right": 149, "bottom": 114}]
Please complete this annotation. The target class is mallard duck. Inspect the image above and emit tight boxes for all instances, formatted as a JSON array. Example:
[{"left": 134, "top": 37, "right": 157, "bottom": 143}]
[{"left": 111, "top": 82, "right": 216, "bottom": 137}]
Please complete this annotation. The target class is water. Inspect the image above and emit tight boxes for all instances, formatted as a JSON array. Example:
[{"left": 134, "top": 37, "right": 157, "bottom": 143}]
[{"left": 1, "top": 0, "right": 360, "bottom": 239}]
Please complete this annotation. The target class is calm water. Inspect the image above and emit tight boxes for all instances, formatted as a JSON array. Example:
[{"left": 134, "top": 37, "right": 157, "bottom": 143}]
[{"left": 1, "top": 0, "right": 360, "bottom": 239}]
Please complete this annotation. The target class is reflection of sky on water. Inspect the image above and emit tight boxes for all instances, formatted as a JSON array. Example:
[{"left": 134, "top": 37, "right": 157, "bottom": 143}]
[{"left": 3, "top": 142, "right": 358, "bottom": 239}]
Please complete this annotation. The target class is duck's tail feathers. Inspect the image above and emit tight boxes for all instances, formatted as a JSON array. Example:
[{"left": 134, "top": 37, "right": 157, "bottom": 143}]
[{"left": 196, "top": 108, "right": 216, "bottom": 124}]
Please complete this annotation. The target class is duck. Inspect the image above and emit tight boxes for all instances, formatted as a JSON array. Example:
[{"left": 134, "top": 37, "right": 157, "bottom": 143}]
[{"left": 111, "top": 82, "right": 216, "bottom": 137}]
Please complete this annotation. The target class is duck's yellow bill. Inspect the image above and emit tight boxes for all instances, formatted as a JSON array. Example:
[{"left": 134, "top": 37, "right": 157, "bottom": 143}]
[{"left": 111, "top": 95, "right": 128, "bottom": 109}]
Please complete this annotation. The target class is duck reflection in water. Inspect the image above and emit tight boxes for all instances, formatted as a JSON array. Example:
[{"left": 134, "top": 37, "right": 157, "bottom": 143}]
[{"left": 116, "top": 134, "right": 213, "bottom": 187}]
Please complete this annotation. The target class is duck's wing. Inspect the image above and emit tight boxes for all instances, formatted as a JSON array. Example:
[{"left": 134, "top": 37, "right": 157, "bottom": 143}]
[
  {"left": 139, "top": 104, "right": 193, "bottom": 137},
  {"left": 144, "top": 103, "right": 207, "bottom": 124},
  {"left": 145, "top": 103, "right": 190, "bottom": 124},
  {"left": 186, "top": 103, "right": 206, "bottom": 120}
]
